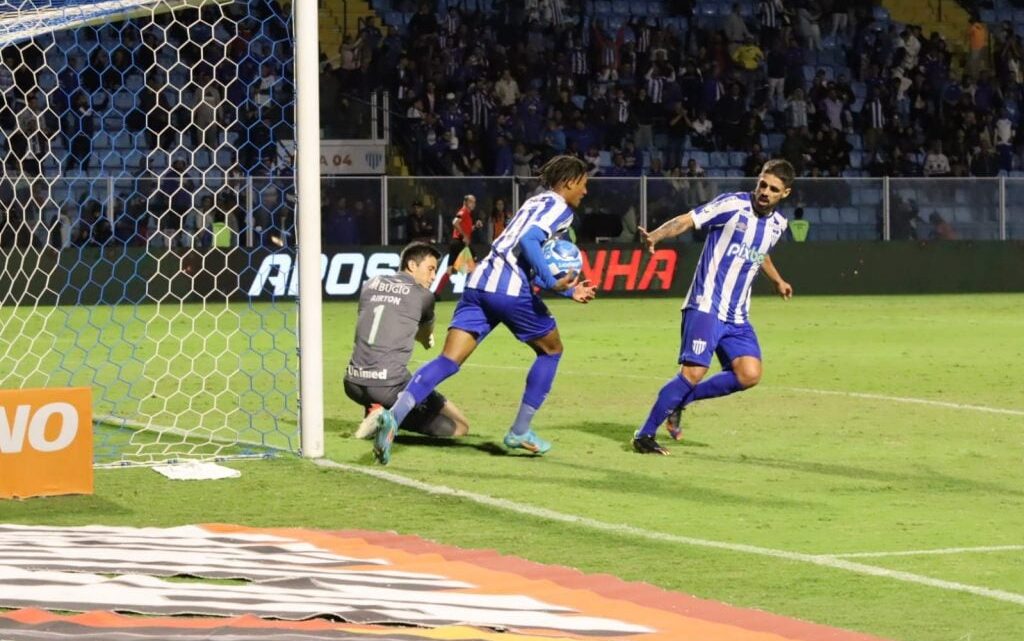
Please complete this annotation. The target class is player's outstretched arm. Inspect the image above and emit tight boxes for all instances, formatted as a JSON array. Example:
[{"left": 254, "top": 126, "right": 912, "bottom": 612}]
[
  {"left": 570, "top": 278, "right": 596, "bottom": 303},
  {"left": 761, "top": 255, "right": 793, "bottom": 300},
  {"left": 638, "top": 212, "right": 695, "bottom": 253}
]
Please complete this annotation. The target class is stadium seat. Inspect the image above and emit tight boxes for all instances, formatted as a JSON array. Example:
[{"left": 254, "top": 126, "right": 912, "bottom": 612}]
[
  {"left": 690, "top": 151, "right": 710, "bottom": 167},
  {"left": 839, "top": 207, "right": 859, "bottom": 224},
  {"left": 612, "top": 0, "right": 630, "bottom": 15},
  {"left": 728, "top": 151, "right": 745, "bottom": 167},
  {"left": 850, "top": 151, "right": 862, "bottom": 169},
  {"left": 595, "top": 0, "right": 612, "bottom": 15},
  {"left": 766, "top": 133, "right": 784, "bottom": 151},
  {"left": 803, "top": 207, "right": 822, "bottom": 224},
  {"left": 981, "top": 9, "right": 996, "bottom": 23},
  {"left": 997, "top": 8, "right": 1013, "bottom": 23},
  {"left": 706, "top": 168, "right": 725, "bottom": 177},
  {"left": 953, "top": 207, "right": 973, "bottom": 224},
  {"left": 726, "top": 169, "right": 744, "bottom": 177},
  {"left": 710, "top": 151, "right": 729, "bottom": 168},
  {"left": 858, "top": 208, "right": 878, "bottom": 225},
  {"left": 820, "top": 207, "right": 840, "bottom": 224}
]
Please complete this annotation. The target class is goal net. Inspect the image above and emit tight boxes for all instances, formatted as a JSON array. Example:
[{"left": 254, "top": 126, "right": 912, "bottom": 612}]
[{"left": 0, "top": 0, "right": 301, "bottom": 465}]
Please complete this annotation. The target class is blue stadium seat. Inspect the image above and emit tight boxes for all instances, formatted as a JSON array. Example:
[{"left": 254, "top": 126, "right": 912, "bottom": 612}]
[
  {"left": 858, "top": 208, "right": 878, "bottom": 224},
  {"left": 820, "top": 207, "right": 840, "bottom": 224},
  {"left": 706, "top": 168, "right": 725, "bottom": 177},
  {"left": 595, "top": 0, "right": 612, "bottom": 15},
  {"left": 803, "top": 207, "right": 822, "bottom": 224},
  {"left": 766, "top": 133, "right": 784, "bottom": 151},
  {"left": 690, "top": 151, "right": 710, "bottom": 167},
  {"left": 728, "top": 151, "right": 745, "bottom": 167},
  {"left": 839, "top": 207, "right": 859, "bottom": 224},
  {"left": 850, "top": 151, "right": 862, "bottom": 169},
  {"left": 612, "top": 0, "right": 630, "bottom": 15},
  {"left": 710, "top": 151, "right": 729, "bottom": 168},
  {"left": 981, "top": 9, "right": 996, "bottom": 23},
  {"left": 726, "top": 169, "right": 744, "bottom": 177},
  {"left": 997, "top": 8, "right": 1013, "bottom": 23},
  {"left": 953, "top": 207, "right": 973, "bottom": 223},
  {"left": 846, "top": 133, "right": 861, "bottom": 148},
  {"left": 647, "top": 2, "right": 665, "bottom": 16}
]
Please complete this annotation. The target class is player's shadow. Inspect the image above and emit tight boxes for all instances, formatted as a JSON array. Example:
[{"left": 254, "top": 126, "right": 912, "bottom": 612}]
[
  {"left": 394, "top": 434, "right": 508, "bottom": 456},
  {"left": 563, "top": 421, "right": 711, "bottom": 448}
]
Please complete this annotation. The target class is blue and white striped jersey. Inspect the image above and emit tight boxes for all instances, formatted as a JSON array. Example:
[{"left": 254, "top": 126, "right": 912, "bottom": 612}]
[
  {"left": 682, "top": 191, "right": 788, "bottom": 324},
  {"left": 466, "top": 191, "right": 573, "bottom": 296}
]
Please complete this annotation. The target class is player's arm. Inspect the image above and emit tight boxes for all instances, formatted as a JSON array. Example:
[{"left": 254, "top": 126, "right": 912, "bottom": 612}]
[
  {"left": 761, "top": 254, "right": 793, "bottom": 300},
  {"left": 415, "top": 321, "right": 435, "bottom": 348},
  {"left": 638, "top": 212, "right": 695, "bottom": 253},
  {"left": 518, "top": 225, "right": 577, "bottom": 292},
  {"left": 417, "top": 294, "right": 436, "bottom": 348}
]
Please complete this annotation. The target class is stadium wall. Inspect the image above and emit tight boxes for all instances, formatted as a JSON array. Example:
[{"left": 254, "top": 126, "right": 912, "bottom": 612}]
[{"left": 3, "top": 242, "right": 1022, "bottom": 306}]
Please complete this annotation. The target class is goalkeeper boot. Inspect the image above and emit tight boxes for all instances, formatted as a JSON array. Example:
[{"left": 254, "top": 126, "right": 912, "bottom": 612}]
[
  {"left": 373, "top": 409, "right": 398, "bottom": 465},
  {"left": 355, "top": 404, "right": 383, "bottom": 439},
  {"left": 632, "top": 431, "right": 670, "bottom": 455},
  {"left": 664, "top": 406, "right": 684, "bottom": 441},
  {"left": 503, "top": 429, "right": 551, "bottom": 455}
]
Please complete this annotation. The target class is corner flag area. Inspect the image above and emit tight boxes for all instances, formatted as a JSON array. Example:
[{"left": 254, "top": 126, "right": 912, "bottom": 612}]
[{"left": 0, "top": 524, "right": 890, "bottom": 641}]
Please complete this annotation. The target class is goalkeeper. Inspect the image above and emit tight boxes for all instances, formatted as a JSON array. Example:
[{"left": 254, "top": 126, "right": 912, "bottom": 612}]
[{"left": 346, "top": 242, "right": 470, "bottom": 439}]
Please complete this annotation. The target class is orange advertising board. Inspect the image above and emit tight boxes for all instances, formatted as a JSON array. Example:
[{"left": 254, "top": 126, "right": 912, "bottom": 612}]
[{"left": 0, "top": 387, "right": 93, "bottom": 499}]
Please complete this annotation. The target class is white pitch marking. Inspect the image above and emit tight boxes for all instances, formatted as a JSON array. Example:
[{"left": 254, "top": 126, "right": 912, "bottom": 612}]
[
  {"left": 827, "top": 545, "right": 1024, "bottom": 559},
  {"left": 414, "top": 360, "right": 1024, "bottom": 417},
  {"left": 314, "top": 459, "right": 1024, "bottom": 607}
]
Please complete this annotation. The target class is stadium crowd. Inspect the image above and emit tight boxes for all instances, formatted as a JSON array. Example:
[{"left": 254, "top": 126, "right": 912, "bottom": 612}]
[{"left": 328, "top": 0, "right": 1024, "bottom": 180}]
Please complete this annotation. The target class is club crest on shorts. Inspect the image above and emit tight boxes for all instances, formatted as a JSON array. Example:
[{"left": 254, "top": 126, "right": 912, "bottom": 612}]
[{"left": 691, "top": 339, "right": 707, "bottom": 355}]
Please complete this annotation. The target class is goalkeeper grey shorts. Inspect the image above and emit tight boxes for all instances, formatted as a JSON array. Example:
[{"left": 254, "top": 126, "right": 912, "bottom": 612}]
[{"left": 343, "top": 380, "right": 456, "bottom": 437}]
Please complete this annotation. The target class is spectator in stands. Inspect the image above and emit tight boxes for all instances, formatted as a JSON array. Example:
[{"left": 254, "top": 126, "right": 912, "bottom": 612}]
[
  {"left": 690, "top": 109, "right": 714, "bottom": 150},
  {"left": 797, "top": 1, "right": 822, "bottom": 51},
  {"left": 745, "top": 143, "right": 769, "bottom": 175},
  {"left": 406, "top": 200, "right": 435, "bottom": 243},
  {"left": 928, "top": 212, "right": 957, "bottom": 240},
  {"left": 923, "top": 142, "right": 951, "bottom": 177},
  {"left": 971, "top": 139, "right": 1000, "bottom": 177},
  {"left": 724, "top": 5, "right": 754, "bottom": 54},
  {"left": 489, "top": 198, "right": 512, "bottom": 239},
  {"left": 966, "top": 14, "right": 989, "bottom": 79},
  {"left": 63, "top": 92, "right": 94, "bottom": 172}
]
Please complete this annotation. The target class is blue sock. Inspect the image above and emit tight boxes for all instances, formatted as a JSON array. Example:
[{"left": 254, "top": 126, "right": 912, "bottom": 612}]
[
  {"left": 391, "top": 356, "right": 460, "bottom": 425},
  {"left": 510, "top": 353, "right": 561, "bottom": 435},
  {"left": 637, "top": 374, "right": 694, "bottom": 438},
  {"left": 690, "top": 370, "right": 743, "bottom": 403}
]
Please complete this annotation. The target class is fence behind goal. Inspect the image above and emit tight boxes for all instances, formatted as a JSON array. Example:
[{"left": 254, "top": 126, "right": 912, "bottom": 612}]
[{"left": 0, "top": 1, "right": 300, "bottom": 465}]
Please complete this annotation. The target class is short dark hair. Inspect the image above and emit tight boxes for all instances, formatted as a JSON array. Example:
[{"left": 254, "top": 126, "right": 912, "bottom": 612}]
[
  {"left": 400, "top": 242, "right": 441, "bottom": 272},
  {"left": 538, "top": 155, "right": 589, "bottom": 189},
  {"left": 760, "top": 159, "right": 796, "bottom": 188}
]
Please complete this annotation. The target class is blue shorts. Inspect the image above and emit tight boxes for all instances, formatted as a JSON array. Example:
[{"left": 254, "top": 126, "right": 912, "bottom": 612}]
[
  {"left": 678, "top": 308, "right": 762, "bottom": 369},
  {"left": 450, "top": 287, "right": 556, "bottom": 343}
]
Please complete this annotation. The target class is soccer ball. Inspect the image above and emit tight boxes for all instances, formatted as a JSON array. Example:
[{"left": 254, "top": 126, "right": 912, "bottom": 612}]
[{"left": 542, "top": 238, "right": 583, "bottom": 278}]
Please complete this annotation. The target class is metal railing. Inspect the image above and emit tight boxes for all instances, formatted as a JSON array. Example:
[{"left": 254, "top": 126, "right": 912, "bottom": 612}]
[{"left": 323, "top": 176, "right": 1021, "bottom": 245}]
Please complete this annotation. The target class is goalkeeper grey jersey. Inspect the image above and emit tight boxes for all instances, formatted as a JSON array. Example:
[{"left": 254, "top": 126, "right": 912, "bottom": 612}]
[{"left": 345, "top": 272, "right": 434, "bottom": 387}]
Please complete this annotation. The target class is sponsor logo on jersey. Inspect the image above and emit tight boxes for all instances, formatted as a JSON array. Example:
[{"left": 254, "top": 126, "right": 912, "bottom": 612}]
[
  {"left": 347, "top": 365, "right": 389, "bottom": 381},
  {"left": 725, "top": 242, "right": 767, "bottom": 265}
]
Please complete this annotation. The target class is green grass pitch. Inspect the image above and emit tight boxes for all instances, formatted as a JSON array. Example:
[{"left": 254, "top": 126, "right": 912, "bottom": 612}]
[{"left": 2, "top": 293, "right": 1023, "bottom": 641}]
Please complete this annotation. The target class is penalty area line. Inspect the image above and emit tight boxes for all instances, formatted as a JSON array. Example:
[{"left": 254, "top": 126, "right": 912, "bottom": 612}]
[
  {"left": 314, "top": 458, "right": 1024, "bottom": 607},
  {"left": 825, "top": 545, "right": 1024, "bottom": 559},
  {"left": 416, "top": 360, "right": 1024, "bottom": 417}
]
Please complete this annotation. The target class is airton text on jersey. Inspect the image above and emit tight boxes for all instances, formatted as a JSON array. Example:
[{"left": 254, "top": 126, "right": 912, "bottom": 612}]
[{"left": 726, "top": 242, "right": 766, "bottom": 265}]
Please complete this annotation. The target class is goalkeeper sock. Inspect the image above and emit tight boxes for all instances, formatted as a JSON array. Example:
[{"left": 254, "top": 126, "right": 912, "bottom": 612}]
[
  {"left": 689, "top": 370, "right": 743, "bottom": 403},
  {"left": 391, "top": 355, "right": 460, "bottom": 425},
  {"left": 636, "top": 374, "right": 694, "bottom": 438},
  {"left": 510, "top": 353, "right": 561, "bottom": 436}
]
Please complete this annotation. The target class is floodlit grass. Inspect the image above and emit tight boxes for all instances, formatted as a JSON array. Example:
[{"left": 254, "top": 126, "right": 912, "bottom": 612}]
[{"left": 3, "top": 294, "right": 1023, "bottom": 641}]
